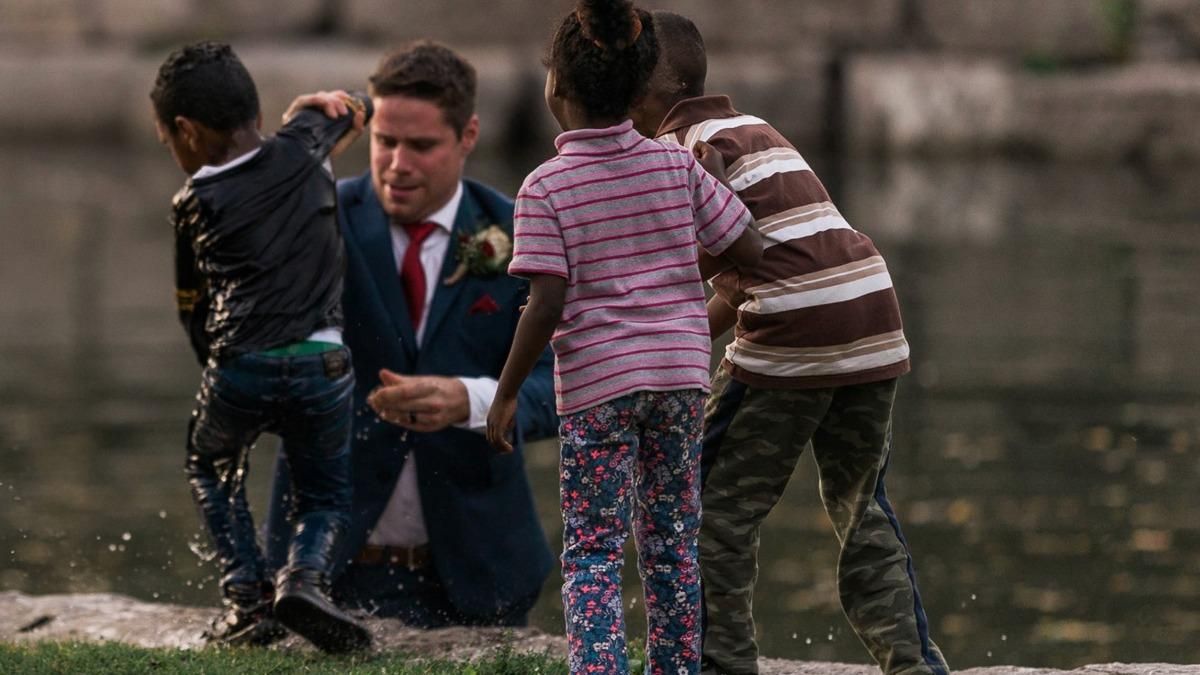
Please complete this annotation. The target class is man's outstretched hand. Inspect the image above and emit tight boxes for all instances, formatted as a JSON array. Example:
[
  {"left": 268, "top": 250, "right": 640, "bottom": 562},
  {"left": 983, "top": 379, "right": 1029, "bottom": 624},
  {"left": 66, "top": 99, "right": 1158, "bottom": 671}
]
[{"left": 367, "top": 369, "right": 470, "bottom": 433}]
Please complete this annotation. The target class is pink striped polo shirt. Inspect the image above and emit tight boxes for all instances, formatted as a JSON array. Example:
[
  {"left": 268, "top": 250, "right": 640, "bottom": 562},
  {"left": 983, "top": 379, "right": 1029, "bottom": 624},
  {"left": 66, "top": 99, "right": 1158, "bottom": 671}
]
[{"left": 509, "top": 120, "right": 752, "bottom": 415}]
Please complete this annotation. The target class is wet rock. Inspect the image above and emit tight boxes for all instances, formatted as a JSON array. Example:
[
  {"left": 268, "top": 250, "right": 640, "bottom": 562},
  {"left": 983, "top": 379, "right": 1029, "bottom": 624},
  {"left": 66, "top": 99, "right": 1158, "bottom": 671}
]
[
  {"left": 0, "top": 591, "right": 565, "bottom": 658},
  {"left": 3, "top": 592, "right": 1200, "bottom": 674}
]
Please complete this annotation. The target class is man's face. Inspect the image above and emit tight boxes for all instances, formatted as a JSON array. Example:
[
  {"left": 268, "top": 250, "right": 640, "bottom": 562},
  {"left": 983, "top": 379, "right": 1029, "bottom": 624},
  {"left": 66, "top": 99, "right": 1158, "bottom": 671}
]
[{"left": 370, "top": 94, "right": 478, "bottom": 224}]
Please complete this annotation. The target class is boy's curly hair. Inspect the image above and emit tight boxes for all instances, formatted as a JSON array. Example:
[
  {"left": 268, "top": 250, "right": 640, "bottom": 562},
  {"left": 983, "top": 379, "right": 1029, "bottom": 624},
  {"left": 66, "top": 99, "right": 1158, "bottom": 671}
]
[
  {"left": 547, "top": 0, "right": 659, "bottom": 120},
  {"left": 150, "top": 41, "right": 259, "bottom": 134},
  {"left": 369, "top": 40, "right": 477, "bottom": 138}
]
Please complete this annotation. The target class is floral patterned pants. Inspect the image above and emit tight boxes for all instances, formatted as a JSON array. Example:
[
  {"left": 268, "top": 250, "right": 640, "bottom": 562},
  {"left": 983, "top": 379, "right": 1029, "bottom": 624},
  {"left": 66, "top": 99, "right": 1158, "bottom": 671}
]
[{"left": 558, "top": 389, "right": 706, "bottom": 675}]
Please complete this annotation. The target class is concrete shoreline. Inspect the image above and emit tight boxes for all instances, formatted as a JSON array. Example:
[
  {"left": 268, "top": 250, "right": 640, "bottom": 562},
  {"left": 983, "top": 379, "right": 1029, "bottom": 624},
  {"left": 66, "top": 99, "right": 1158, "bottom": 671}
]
[
  {"left": 4, "top": 42, "right": 1200, "bottom": 164},
  {"left": 1, "top": 592, "right": 1198, "bottom": 675}
]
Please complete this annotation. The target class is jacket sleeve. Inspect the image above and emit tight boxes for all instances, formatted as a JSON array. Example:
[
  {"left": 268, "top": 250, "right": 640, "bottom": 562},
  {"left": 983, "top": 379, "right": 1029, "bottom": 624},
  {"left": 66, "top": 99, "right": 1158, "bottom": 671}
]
[
  {"left": 278, "top": 92, "right": 375, "bottom": 162},
  {"left": 171, "top": 186, "right": 211, "bottom": 365}
]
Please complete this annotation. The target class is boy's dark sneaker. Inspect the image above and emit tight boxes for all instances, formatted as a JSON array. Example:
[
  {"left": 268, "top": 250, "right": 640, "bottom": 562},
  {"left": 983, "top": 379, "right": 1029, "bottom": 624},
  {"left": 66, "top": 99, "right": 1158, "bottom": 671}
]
[
  {"left": 202, "top": 599, "right": 288, "bottom": 647},
  {"left": 274, "top": 567, "right": 371, "bottom": 654}
]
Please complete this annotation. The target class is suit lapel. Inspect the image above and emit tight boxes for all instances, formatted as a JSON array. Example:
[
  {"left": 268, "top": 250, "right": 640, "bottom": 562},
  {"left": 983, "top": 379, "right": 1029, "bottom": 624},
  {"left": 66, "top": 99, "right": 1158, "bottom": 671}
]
[
  {"left": 421, "top": 188, "right": 485, "bottom": 346},
  {"left": 348, "top": 181, "right": 418, "bottom": 362}
]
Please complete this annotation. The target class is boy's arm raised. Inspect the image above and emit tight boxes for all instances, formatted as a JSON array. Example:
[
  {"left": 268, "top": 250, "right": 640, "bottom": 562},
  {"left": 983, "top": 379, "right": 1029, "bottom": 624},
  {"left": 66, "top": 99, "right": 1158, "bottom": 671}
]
[{"left": 279, "top": 90, "right": 373, "bottom": 161}]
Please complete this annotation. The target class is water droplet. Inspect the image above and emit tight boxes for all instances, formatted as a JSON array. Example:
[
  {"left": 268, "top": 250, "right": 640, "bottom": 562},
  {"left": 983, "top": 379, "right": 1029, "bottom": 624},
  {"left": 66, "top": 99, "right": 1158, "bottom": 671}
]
[
  {"left": 107, "top": 544, "right": 117, "bottom": 552},
  {"left": 1001, "top": 634, "right": 1007, "bottom": 641},
  {"left": 805, "top": 637, "right": 812, "bottom": 645},
  {"left": 987, "top": 651, "right": 993, "bottom": 658},
  {"left": 971, "top": 593, "right": 977, "bottom": 600},
  {"left": 188, "top": 539, "right": 216, "bottom": 562},
  {"left": 158, "top": 511, "right": 167, "bottom": 519},
  {"left": 827, "top": 633, "right": 833, "bottom": 641},
  {"left": 791, "top": 633, "right": 797, "bottom": 639},
  {"left": 121, "top": 532, "right": 132, "bottom": 541}
]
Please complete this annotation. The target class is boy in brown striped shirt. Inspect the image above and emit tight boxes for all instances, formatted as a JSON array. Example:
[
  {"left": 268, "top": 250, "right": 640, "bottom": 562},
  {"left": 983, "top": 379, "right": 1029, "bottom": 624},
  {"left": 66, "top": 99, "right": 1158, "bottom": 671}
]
[{"left": 631, "top": 12, "right": 950, "bottom": 675}]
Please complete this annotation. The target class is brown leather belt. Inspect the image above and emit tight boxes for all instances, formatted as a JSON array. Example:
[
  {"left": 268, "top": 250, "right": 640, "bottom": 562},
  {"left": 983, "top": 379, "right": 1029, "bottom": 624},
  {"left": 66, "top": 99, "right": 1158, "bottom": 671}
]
[{"left": 352, "top": 543, "right": 432, "bottom": 570}]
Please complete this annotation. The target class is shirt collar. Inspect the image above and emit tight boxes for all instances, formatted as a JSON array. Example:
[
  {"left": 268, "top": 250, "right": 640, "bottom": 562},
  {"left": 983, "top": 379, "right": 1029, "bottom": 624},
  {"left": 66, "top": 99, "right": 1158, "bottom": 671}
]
[
  {"left": 554, "top": 119, "right": 643, "bottom": 156},
  {"left": 396, "top": 180, "right": 463, "bottom": 234},
  {"left": 655, "top": 95, "right": 741, "bottom": 139},
  {"left": 192, "top": 147, "right": 262, "bottom": 179}
]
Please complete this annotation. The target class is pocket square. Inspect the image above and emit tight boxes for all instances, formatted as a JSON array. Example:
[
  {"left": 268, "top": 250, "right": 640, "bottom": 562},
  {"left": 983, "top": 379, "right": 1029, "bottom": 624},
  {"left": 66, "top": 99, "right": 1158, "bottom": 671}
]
[{"left": 468, "top": 293, "right": 501, "bottom": 315}]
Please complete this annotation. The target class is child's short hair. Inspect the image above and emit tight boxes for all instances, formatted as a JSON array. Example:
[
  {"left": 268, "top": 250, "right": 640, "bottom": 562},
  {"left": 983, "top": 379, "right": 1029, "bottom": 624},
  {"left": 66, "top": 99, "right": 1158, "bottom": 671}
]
[
  {"left": 652, "top": 11, "right": 706, "bottom": 98},
  {"left": 369, "top": 40, "right": 477, "bottom": 137},
  {"left": 547, "top": 0, "right": 659, "bottom": 120},
  {"left": 150, "top": 41, "right": 260, "bottom": 135}
]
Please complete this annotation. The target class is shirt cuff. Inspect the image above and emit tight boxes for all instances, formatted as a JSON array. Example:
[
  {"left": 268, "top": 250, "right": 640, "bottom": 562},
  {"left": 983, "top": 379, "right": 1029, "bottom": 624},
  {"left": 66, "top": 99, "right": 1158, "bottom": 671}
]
[{"left": 456, "top": 376, "right": 498, "bottom": 434}]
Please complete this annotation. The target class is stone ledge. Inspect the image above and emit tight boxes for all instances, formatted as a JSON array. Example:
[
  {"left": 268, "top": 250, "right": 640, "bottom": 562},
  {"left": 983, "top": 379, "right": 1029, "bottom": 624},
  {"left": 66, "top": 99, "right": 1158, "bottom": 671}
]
[
  {"left": 0, "top": 43, "right": 830, "bottom": 153},
  {"left": 3, "top": 592, "right": 1199, "bottom": 675},
  {"left": 911, "top": 0, "right": 1124, "bottom": 62},
  {"left": 846, "top": 55, "right": 1200, "bottom": 161}
]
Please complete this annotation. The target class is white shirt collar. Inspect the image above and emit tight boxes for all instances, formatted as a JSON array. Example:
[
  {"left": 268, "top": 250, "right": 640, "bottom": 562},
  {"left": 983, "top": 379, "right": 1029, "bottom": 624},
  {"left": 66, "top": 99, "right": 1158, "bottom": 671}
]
[
  {"left": 416, "top": 181, "right": 464, "bottom": 234},
  {"left": 192, "top": 147, "right": 262, "bottom": 179}
]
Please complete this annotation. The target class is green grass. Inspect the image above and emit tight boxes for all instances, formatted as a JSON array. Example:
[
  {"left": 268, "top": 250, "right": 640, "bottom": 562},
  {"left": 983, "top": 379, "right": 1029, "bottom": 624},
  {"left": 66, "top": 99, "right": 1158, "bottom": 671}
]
[{"left": 0, "top": 641, "right": 569, "bottom": 675}]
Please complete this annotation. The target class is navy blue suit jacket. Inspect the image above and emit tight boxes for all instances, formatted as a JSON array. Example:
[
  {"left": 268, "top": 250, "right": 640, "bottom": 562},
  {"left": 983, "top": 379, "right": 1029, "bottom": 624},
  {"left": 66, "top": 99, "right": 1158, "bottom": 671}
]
[{"left": 267, "top": 174, "right": 558, "bottom": 620}]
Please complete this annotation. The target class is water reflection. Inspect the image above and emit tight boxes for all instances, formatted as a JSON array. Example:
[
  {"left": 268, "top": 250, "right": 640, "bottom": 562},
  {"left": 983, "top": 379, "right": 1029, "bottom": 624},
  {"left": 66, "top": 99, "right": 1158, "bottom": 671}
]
[{"left": 1, "top": 143, "right": 1198, "bottom": 669}]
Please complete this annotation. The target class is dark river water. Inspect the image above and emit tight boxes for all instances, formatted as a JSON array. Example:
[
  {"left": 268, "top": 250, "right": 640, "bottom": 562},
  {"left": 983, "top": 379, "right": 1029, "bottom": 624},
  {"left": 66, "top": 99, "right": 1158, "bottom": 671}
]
[{"left": 1, "top": 142, "right": 1198, "bottom": 669}]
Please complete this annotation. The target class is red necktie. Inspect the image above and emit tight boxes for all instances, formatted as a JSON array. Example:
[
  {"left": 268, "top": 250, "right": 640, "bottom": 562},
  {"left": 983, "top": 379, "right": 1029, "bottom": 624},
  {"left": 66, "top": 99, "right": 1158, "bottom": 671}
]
[{"left": 399, "top": 221, "right": 438, "bottom": 330}]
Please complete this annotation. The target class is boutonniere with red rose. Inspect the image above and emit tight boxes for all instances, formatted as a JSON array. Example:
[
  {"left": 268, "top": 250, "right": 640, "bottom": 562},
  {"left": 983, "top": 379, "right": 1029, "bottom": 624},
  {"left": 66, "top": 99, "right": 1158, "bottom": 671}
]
[{"left": 443, "top": 224, "right": 513, "bottom": 285}]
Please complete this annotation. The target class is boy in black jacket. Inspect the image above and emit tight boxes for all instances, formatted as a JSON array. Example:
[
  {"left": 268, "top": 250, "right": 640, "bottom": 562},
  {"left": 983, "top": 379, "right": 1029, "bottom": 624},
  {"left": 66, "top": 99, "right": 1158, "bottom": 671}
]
[{"left": 151, "top": 41, "right": 371, "bottom": 653}]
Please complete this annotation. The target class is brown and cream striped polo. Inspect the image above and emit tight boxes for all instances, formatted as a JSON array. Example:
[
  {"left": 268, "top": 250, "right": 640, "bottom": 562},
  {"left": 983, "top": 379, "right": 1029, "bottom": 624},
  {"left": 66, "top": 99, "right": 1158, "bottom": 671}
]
[{"left": 655, "top": 95, "right": 910, "bottom": 389}]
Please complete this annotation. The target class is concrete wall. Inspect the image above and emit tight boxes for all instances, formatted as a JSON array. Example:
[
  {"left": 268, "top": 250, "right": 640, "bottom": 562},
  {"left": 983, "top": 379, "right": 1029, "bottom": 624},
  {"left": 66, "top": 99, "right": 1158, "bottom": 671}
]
[{"left": 1, "top": 0, "right": 1199, "bottom": 161}]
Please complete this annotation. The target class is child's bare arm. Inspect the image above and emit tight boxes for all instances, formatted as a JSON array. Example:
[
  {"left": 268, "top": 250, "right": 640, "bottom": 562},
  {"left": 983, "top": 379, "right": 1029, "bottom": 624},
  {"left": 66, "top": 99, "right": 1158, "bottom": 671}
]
[
  {"left": 720, "top": 226, "right": 763, "bottom": 270},
  {"left": 697, "top": 246, "right": 725, "bottom": 280},
  {"left": 707, "top": 295, "right": 738, "bottom": 340},
  {"left": 487, "top": 274, "right": 567, "bottom": 453},
  {"left": 691, "top": 139, "right": 763, "bottom": 274}
]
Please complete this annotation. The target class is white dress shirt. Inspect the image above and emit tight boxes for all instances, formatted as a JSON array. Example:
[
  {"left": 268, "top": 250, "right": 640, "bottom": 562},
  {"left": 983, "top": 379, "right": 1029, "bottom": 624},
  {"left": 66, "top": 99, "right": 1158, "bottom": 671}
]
[{"left": 367, "top": 181, "right": 498, "bottom": 548}]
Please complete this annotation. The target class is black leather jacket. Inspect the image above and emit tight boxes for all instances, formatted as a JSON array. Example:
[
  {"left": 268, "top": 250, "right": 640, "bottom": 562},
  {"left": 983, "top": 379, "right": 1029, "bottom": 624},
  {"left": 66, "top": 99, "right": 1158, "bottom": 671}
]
[{"left": 172, "top": 95, "right": 372, "bottom": 365}]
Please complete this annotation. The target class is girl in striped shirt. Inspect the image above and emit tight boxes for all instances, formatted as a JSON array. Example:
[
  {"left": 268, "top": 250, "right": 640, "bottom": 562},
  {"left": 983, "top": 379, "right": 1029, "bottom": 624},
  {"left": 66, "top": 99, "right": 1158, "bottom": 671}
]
[{"left": 485, "top": 1, "right": 760, "bottom": 673}]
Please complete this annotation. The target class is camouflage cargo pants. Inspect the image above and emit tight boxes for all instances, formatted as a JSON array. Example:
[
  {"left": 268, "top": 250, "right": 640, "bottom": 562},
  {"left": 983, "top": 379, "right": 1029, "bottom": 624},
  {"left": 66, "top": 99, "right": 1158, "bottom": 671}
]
[{"left": 699, "top": 369, "right": 949, "bottom": 675}]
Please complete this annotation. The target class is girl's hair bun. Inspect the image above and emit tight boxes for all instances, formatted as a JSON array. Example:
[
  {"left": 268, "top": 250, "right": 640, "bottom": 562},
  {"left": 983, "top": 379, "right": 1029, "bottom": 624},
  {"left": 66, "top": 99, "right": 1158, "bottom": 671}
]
[{"left": 575, "top": 0, "right": 642, "bottom": 52}]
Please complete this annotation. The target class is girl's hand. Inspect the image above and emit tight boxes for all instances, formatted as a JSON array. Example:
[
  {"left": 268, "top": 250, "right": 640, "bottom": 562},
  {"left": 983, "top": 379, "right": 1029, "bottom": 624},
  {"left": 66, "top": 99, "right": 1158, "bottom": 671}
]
[{"left": 486, "top": 395, "right": 518, "bottom": 453}]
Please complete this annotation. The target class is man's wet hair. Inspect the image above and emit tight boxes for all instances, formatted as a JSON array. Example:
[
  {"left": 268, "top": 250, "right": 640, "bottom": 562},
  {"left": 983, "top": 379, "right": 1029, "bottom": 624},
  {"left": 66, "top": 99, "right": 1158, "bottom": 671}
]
[
  {"left": 547, "top": 0, "right": 659, "bottom": 120},
  {"left": 369, "top": 40, "right": 477, "bottom": 137},
  {"left": 652, "top": 11, "right": 706, "bottom": 99},
  {"left": 151, "top": 41, "right": 260, "bottom": 134}
]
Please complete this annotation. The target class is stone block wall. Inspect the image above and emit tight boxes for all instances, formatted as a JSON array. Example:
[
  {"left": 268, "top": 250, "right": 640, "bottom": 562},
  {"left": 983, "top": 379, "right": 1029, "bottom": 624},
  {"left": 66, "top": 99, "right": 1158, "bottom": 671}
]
[{"left": 1, "top": 0, "right": 1198, "bottom": 161}]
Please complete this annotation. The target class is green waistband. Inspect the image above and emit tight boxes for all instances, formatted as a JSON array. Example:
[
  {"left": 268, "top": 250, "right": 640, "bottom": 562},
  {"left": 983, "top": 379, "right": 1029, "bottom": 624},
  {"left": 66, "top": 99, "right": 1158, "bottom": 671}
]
[{"left": 259, "top": 340, "right": 342, "bottom": 357}]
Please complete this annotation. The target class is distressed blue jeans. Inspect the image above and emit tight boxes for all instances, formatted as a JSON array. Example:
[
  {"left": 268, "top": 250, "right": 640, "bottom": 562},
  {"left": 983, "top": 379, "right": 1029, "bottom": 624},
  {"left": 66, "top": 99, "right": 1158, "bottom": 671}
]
[{"left": 186, "top": 347, "right": 354, "bottom": 606}]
